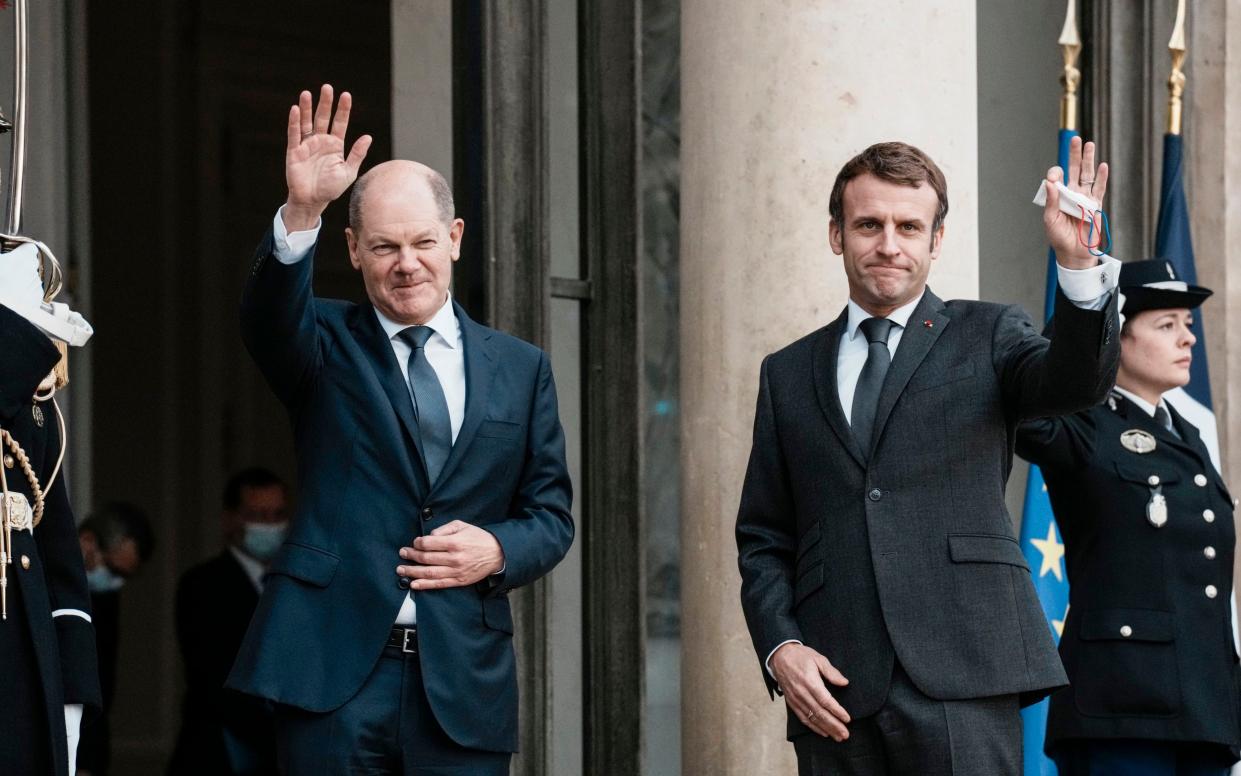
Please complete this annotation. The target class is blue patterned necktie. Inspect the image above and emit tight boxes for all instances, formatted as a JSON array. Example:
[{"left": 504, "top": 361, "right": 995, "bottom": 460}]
[{"left": 398, "top": 326, "right": 453, "bottom": 483}]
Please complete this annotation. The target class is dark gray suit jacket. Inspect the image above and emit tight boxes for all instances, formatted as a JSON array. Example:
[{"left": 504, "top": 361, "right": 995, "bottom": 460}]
[{"left": 736, "top": 287, "right": 1119, "bottom": 740}]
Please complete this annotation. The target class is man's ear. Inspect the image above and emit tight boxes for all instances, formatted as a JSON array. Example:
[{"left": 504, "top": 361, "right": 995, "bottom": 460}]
[
  {"left": 345, "top": 228, "right": 362, "bottom": 270},
  {"left": 829, "top": 219, "right": 845, "bottom": 256},
  {"left": 449, "top": 219, "right": 465, "bottom": 262},
  {"left": 929, "top": 224, "right": 945, "bottom": 260}
]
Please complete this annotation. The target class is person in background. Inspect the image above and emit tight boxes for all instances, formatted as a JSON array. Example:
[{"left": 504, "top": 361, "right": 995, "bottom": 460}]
[
  {"left": 167, "top": 467, "right": 289, "bottom": 776},
  {"left": 76, "top": 502, "right": 156, "bottom": 776},
  {"left": 1017, "top": 260, "right": 1239, "bottom": 775}
]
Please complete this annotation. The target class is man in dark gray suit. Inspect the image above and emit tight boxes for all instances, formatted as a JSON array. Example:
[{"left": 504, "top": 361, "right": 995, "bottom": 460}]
[{"left": 736, "top": 138, "right": 1121, "bottom": 774}]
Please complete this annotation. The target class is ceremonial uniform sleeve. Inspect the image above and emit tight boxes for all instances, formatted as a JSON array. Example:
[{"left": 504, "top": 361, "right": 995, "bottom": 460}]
[
  {"left": 36, "top": 417, "right": 103, "bottom": 710},
  {"left": 0, "top": 302, "right": 60, "bottom": 423},
  {"left": 479, "top": 352, "right": 574, "bottom": 594},
  {"left": 239, "top": 228, "right": 324, "bottom": 407},
  {"left": 992, "top": 288, "right": 1119, "bottom": 421}
]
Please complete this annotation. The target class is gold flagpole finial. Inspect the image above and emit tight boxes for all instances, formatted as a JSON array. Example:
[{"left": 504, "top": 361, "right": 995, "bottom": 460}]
[
  {"left": 1058, "top": 0, "right": 1082, "bottom": 131},
  {"left": 1167, "top": 0, "right": 1187, "bottom": 135}
]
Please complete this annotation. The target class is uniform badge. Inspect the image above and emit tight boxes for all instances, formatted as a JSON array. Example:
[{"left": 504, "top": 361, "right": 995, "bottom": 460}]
[
  {"left": 1147, "top": 492, "right": 1168, "bottom": 528},
  {"left": 1121, "top": 429, "right": 1157, "bottom": 454},
  {"left": 3, "top": 492, "right": 33, "bottom": 533}
]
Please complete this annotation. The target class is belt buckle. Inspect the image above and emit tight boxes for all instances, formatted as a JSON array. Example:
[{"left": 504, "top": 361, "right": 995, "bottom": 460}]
[{"left": 401, "top": 628, "right": 417, "bottom": 654}]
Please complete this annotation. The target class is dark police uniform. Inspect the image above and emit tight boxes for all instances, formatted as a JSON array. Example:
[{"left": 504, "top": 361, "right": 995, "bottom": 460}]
[
  {"left": 0, "top": 302, "right": 102, "bottom": 774},
  {"left": 1016, "top": 259, "right": 1239, "bottom": 774},
  {"left": 1019, "top": 393, "right": 1239, "bottom": 764}
]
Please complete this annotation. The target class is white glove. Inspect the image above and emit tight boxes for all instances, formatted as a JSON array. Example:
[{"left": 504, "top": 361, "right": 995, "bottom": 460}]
[
  {"left": 0, "top": 242, "right": 93, "bottom": 346},
  {"left": 0, "top": 242, "right": 46, "bottom": 309},
  {"left": 65, "top": 703, "right": 83, "bottom": 774}
]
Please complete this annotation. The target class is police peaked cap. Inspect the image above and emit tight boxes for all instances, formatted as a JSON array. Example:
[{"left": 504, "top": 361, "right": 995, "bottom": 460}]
[{"left": 1119, "top": 258, "right": 1212, "bottom": 316}]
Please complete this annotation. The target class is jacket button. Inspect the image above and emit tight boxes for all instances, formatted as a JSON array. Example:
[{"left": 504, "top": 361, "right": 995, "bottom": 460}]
[
  {"left": 1206, "top": 585, "right": 1218, "bottom": 599},
  {"left": 1195, "top": 474, "right": 1208, "bottom": 487},
  {"left": 1119, "top": 625, "right": 1132, "bottom": 638},
  {"left": 2, "top": 454, "right": 12, "bottom": 469},
  {"left": 1147, "top": 475, "right": 1160, "bottom": 486},
  {"left": 868, "top": 489, "right": 882, "bottom": 502},
  {"left": 421, "top": 507, "right": 434, "bottom": 521},
  {"left": 397, "top": 575, "right": 411, "bottom": 590},
  {"left": 1203, "top": 509, "right": 1216, "bottom": 524},
  {"left": 19, "top": 555, "right": 29, "bottom": 570},
  {"left": 1205, "top": 546, "right": 1217, "bottom": 560}
]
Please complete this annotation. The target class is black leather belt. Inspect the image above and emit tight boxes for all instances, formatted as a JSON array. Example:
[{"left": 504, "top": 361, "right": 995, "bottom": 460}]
[{"left": 386, "top": 626, "right": 418, "bottom": 654}]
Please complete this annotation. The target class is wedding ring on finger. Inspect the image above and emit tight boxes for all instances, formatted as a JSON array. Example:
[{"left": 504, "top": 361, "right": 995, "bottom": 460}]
[
  {"left": 302, "top": 131, "right": 314, "bottom": 140},
  {"left": 807, "top": 710, "right": 818, "bottom": 721}
]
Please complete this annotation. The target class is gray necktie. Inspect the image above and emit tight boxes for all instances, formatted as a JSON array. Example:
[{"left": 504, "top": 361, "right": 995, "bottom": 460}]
[
  {"left": 1153, "top": 404, "right": 1180, "bottom": 440},
  {"left": 851, "top": 317, "right": 896, "bottom": 455},
  {"left": 398, "top": 326, "right": 453, "bottom": 483}
]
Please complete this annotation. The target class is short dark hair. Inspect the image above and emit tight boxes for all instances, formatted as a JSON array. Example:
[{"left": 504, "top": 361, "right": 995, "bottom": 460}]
[
  {"left": 223, "top": 467, "right": 286, "bottom": 511},
  {"left": 81, "top": 502, "right": 156, "bottom": 562},
  {"left": 347, "top": 167, "right": 456, "bottom": 231},
  {"left": 828, "top": 141, "right": 949, "bottom": 234}
]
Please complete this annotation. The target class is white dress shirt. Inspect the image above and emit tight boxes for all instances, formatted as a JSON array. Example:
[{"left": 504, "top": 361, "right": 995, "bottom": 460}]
[
  {"left": 271, "top": 208, "right": 467, "bottom": 625},
  {"left": 1112, "top": 386, "right": 1171, "bottom": 421},
  {"left": 229, "top": 545, "right": 268, "bottom": 593},
  {"left": 766, "top": 256, "right": 1121, "bottom": 680}
]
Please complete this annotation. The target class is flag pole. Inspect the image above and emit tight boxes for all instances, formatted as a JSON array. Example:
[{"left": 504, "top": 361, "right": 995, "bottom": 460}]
[
  {"left": 1167, "top": 0, "right": 1187, "bottom": 136},
  {"left": 1059, "top": 0, "right": 1081, "bottom": 132}
]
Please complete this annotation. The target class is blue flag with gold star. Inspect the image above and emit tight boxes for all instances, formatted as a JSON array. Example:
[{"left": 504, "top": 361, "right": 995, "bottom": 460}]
[{"left": 1019, "top": 127, "right": 1076, "bottom": 776}]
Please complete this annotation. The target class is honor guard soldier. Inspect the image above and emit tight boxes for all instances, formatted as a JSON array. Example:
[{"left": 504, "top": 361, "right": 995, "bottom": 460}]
[
  {"left": 1018, "top": 259, "right": 1239, "bottom": 775},
  {"left": 1, "top": 244, "right": 101, "bottom": 775}
]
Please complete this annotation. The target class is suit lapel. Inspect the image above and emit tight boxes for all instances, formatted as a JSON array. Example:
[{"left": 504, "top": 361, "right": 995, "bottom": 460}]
[
  {"left": 348, "top": 304, "right": 430, "bottom": 495},
  {"left": 812, "top": 308, "right": 866, "bottom": 468},
  {"left": 430, "top": 302, "right": 496, "bottom": 493},
  {"left": 869, "top": 290, "right": 949, "bottom": 459}
]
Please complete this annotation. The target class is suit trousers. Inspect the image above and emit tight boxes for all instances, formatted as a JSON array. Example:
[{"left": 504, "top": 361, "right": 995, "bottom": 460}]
[
  {"left": 1052, "top": 740, "right": 1234, "bottom": 776},
  {"left": 793, "top": 663, "right": 1021, "bottom": 775},
  {"left": 274, "top": 643, "right": 511, "bottom": 776}
]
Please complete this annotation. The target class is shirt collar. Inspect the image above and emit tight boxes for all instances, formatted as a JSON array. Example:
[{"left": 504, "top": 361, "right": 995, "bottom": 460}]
[
  {"left": 227, "top": 545, "right": 266, "bottom": 591},
  {"left": 845, "top": 291, "right": 925, "bottom": 341},
  {"left": 1112, "top": 386, "right": 1169, "bottom": 419},
  {"left": 374, "top": 295, "right": 460, "bottom": 350}
]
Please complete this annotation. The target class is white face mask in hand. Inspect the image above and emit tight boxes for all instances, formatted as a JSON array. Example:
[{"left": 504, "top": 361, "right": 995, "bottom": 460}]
[{"left": 0, "top": 242, "right": 93, "bottom": 346}]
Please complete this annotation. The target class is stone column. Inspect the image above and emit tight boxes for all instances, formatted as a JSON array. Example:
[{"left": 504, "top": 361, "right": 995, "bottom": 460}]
[
  {"left": 679, "top": 2, "right": 979, "bottom": 772},
  {"left": 1186, "top": 1, "right": 1241, "bottom": 615},
  {"left": 390, "top": 0, "right": 453, "bottom": 176}
]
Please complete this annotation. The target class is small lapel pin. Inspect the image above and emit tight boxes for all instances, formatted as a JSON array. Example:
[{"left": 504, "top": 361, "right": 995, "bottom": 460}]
[{"left": 923, "top": 320, "right": 934, "bottom": 328}]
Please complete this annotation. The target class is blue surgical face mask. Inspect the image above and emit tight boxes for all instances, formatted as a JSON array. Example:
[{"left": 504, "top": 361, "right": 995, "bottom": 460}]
[
  {"left": 241, "top": 521, "right": 288, "bottom": 562},
  {"left": 86, "top": 564, "right": 125, "bottom": 594}
]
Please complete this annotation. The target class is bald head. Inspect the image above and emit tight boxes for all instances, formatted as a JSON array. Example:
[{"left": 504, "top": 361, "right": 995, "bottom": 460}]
[{"left": 348, "top": 160, "right": 455, "bottom": 232}]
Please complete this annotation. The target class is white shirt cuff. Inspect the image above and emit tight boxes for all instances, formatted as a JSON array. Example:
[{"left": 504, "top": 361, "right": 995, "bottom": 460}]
[
  {"left": 273, "top": 206, "right": 322, "bottom": 265},
  {"left": 765, "top": 639, "right": 802, "bottom": 680},
  {"left": 1055, "top": 254, "right": 1121, "bottom": 308}
]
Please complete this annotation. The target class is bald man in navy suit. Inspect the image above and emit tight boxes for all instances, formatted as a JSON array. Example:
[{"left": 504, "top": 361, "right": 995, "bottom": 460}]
[{"left": 227, "top": 85, "right": 574, "bottom": 776}]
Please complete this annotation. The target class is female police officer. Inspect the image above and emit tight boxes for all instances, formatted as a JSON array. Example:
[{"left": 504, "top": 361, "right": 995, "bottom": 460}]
[{"left": 1017, "top": 259, "right": 1239, "bottom": 775}]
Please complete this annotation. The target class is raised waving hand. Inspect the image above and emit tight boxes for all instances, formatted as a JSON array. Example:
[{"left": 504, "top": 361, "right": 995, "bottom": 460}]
[{"left": 282, "top": 84, "right": 373, "bottom": 232}]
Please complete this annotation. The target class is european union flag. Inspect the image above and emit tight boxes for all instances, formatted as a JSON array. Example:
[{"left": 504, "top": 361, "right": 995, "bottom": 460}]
[{"left": 1018, "top": 127, "right": 1076, "bottom": 776}]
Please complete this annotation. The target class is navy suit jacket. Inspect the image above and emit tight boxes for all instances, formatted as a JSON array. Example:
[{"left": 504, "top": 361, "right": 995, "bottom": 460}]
[{"left": 226, "top": 233, "right": 574, "bottom": 753}]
